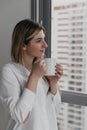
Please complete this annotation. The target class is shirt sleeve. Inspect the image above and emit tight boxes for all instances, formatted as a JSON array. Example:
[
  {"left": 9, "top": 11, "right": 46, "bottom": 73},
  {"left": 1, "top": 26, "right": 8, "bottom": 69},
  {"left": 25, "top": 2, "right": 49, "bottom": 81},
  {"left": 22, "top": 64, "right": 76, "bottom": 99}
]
[
  {"left": 50, "top": 91, "right": 61, "bottom": 113},
  {"left": 0, "top": 65, "right": 36, "bottom": 123}
]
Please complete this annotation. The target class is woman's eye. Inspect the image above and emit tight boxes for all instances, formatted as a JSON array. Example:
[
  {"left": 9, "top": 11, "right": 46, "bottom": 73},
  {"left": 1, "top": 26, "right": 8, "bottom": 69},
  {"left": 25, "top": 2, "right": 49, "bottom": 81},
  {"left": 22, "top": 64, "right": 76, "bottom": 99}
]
[
  {"left": 36, "top": 39, "right": 42, "bottom": 43},
  {"left": 35, "top": 38, "right": 45, "bottom": 43}
]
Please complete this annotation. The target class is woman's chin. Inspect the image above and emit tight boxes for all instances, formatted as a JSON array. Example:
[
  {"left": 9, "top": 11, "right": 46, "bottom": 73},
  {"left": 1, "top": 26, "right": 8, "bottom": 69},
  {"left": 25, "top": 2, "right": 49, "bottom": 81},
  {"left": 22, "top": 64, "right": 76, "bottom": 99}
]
[{"left": 36, "top": 53, "right": 45, "bottom": 58}]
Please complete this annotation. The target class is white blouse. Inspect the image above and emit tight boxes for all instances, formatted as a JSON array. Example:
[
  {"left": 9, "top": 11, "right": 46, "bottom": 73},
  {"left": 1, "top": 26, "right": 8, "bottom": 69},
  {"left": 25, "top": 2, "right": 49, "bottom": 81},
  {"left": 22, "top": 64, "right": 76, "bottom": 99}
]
[{"left": 0, "top": 62, "right": 61, "bottom": 130}]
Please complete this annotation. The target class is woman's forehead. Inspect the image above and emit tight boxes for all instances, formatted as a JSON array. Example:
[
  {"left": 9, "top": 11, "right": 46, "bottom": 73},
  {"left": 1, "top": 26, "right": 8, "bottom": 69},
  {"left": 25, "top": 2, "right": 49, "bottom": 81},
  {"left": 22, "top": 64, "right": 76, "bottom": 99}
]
[{"left": 34, "top": 30, "right": 45, "bottom": 39}]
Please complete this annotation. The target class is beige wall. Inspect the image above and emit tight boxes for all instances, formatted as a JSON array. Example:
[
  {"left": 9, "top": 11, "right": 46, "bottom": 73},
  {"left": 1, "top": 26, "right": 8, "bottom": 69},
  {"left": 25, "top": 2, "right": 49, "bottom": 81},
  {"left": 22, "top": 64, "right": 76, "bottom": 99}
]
[
  {"left": 0, "top": 0, "right": 31, "bottom": 71},
  {"left": 0, "top": 0, "right": 31, "bottom": 129}
]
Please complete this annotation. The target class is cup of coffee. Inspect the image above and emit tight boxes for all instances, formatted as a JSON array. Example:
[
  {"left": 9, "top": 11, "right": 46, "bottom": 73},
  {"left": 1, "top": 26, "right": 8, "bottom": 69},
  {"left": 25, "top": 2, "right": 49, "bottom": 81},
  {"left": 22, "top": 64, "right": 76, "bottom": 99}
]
[{"left": 45, "top": 58, "right": 57, "bottom": 76}]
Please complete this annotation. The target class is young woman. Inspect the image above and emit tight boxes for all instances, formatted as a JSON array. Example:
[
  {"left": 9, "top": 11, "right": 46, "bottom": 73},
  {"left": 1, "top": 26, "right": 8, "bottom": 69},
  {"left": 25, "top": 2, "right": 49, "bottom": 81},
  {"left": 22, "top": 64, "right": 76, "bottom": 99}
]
[{"left": 0, "top": 19, "right": 63, "bottom": 130}]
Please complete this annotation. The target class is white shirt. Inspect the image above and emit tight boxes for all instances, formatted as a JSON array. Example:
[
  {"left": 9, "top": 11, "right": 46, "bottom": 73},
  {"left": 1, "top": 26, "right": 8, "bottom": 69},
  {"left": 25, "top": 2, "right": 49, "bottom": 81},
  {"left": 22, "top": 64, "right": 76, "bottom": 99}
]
[{"left": 0, "top": 62, "right": 61, "bottom": 130}]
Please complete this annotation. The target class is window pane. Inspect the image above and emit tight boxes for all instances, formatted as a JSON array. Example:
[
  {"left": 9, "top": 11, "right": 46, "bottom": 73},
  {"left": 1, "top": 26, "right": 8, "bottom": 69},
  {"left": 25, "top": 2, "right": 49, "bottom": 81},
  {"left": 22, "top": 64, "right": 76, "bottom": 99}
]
[
  {"left": 51, "top": 0, "right": 87, "bottom": 93},
  {"left": 57, "top": 102, "right": 87, "bottom": 130}
]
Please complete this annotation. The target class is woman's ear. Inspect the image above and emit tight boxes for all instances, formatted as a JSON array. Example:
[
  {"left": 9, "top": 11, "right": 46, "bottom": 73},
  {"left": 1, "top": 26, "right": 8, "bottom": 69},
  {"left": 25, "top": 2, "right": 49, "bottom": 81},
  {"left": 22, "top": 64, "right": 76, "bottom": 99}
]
[{"left": 22, "top": 44, "right": 27, "bottom": 51}]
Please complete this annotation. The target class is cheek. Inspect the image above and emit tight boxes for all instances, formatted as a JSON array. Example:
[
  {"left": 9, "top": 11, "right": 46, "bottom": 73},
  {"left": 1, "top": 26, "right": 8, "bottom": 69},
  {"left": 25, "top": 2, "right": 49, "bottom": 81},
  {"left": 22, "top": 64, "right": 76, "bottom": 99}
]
[
  {"left": 28, "top": 45, "right": 38, "bottom": 52},
  {"left": 26, "top": 45, "right": 39, "bottom": 55}
]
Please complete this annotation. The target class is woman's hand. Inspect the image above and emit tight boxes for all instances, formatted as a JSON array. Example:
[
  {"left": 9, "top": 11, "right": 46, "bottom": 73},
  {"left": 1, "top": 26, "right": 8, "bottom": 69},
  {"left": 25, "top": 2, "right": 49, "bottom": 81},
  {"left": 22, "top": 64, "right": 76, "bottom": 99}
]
[
  {"left": 26, "top": 58, "right": 47, "bottom": 93},
  {"left": 48, "top": 64, "right": 63, "bottom": 95},
  {"left": 31, "top": 58, "right": 47, "bottom": 78}
]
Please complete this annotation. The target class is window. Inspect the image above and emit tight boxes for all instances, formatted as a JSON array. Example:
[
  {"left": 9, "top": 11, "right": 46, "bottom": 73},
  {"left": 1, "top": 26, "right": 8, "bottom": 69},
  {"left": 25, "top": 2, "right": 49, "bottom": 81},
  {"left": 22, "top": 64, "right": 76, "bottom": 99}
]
[
  {"left": 31, "top": 0, "right": 87, "bottom": 130},
  {"left": 57, "top": 102, "right": 86, "bottom": 130}
]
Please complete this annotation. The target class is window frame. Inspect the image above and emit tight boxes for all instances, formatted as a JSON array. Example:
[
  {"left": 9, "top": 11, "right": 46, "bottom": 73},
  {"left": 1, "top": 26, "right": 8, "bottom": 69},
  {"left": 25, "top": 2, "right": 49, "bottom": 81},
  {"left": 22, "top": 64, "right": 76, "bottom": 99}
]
[{"left": 31, "top": 0, "right": 87, "bottom": 106}]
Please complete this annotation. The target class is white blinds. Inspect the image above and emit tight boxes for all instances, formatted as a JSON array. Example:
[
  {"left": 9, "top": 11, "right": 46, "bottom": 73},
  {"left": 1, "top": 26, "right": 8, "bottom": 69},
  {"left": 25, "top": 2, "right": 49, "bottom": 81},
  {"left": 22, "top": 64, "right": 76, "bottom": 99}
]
[{"left": 51, "top": 0, "right": 87, "bottom": 92}]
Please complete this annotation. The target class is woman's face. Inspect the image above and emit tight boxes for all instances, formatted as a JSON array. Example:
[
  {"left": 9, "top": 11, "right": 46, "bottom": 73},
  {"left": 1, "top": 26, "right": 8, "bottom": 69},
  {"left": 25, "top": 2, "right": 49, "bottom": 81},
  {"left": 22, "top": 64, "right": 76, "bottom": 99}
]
[{"left": 23, "top": 30, "right": 48, "bottom": 58}]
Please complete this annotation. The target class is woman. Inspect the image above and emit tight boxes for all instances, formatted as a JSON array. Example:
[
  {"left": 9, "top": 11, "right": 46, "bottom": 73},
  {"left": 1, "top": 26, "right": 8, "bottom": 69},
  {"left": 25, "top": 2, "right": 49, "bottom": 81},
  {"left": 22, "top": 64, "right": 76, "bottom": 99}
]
[{"left": 0, "top": 19, "right": 63, "bottom": 130}]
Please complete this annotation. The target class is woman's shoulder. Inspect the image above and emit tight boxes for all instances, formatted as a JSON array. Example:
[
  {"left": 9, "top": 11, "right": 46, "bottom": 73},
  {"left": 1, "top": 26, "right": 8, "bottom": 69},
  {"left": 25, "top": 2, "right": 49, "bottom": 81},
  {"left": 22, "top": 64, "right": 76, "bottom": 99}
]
[
  {"left": 1, "top": 61, "right": 25, "bottom": 76},
  {"left": 0, "top": 62, "right": 18, "bottom": 77},
  {"left": 1, "top": 61, "right": 29, "bottom": 77},
  {"left": 0, "top": 62, "right": 19, "bottom": 84},
  {"left": 2, "top": 61, "right": 18, "bottom": 71}
]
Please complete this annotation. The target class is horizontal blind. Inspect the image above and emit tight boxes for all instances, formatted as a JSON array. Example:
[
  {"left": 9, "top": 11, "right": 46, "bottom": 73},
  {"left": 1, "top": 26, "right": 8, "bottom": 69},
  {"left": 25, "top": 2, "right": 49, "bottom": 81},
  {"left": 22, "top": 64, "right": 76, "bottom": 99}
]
[
  {"left": 51, "top": 0, "right": 87, "bottom": 93},
  {"left": 51, "top": 0, "right": 87, "bottom": 130}
]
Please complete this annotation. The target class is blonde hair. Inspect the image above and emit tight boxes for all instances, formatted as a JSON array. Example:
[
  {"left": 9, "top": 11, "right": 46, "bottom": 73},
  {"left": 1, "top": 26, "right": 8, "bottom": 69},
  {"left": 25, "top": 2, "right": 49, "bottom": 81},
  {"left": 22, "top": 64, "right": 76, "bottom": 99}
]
[{"left": 11, "top": 19, "right": 46, "bottom": 63}]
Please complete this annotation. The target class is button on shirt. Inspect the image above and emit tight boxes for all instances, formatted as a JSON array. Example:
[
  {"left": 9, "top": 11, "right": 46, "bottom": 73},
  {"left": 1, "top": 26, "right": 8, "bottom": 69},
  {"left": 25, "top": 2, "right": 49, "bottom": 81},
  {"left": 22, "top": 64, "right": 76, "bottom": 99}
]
[{"left": 0, "top": 62, "right": 61, "bottom": 130}]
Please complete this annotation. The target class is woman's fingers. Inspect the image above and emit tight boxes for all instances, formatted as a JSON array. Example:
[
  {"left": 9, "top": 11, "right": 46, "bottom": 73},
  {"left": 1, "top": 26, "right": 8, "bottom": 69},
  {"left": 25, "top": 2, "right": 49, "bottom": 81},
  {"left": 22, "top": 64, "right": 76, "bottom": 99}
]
[{"left": 55, "top": 64, "right": 63, "bottom": 76}]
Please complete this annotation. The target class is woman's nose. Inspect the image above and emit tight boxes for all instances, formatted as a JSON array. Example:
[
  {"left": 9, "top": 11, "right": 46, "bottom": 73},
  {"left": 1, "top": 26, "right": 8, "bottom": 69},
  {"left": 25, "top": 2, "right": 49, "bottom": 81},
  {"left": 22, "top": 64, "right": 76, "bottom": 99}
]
[{"left": 43, "top": 41, "right": 48, "bottom": 48}]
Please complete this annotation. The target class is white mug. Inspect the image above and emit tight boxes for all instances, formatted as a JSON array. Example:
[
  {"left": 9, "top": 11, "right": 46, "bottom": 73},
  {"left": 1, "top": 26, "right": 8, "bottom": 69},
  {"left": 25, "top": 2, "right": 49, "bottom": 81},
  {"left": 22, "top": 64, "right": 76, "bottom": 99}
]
[{"left": 45, "top": 58, "right": 56, "bottom": 76}]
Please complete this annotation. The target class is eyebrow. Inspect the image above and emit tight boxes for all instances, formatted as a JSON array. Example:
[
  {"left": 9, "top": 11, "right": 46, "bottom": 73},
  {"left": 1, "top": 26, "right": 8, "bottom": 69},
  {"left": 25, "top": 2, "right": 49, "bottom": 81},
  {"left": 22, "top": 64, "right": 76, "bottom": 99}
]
[{"left": 34, "top": 37, "right": 45, "bottom": 40}]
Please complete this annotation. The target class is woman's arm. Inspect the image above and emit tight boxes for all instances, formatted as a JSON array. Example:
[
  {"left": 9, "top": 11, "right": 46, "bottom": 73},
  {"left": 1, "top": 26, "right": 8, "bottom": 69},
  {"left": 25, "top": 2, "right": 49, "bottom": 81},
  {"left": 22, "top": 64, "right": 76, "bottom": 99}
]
[{"left": 0, "top": 65, "right": 36, "bottom": 124}]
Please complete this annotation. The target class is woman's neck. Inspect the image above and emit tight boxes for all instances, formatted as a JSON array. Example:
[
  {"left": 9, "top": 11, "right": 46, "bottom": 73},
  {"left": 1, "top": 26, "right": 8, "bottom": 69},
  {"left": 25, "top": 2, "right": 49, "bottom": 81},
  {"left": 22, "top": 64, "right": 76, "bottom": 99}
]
[{"left": 22, "top": 56, "right": 34, "bottom": 72}]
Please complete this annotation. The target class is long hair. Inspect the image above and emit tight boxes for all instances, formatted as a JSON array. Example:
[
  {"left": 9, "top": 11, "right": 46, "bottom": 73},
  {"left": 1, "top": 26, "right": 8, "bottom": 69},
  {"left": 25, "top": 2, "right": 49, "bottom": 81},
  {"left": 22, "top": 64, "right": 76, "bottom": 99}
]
[{"left": 11, "top": 19, "right": 46, "bottom": 63}]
